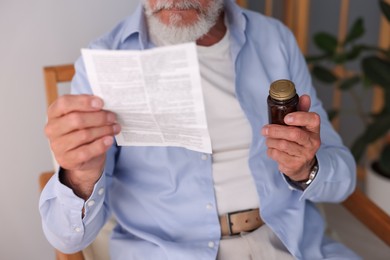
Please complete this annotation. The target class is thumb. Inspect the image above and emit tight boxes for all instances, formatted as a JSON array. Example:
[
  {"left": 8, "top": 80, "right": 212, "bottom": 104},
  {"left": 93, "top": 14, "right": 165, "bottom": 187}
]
[{"left": 298, "top": 94, "right": 311, "bottom": 112}]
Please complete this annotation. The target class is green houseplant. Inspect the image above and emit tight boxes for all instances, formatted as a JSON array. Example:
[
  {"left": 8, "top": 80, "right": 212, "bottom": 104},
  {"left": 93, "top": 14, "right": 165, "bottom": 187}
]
[{"left": 306, "top": 0, "right": 390, "bottom": 180}]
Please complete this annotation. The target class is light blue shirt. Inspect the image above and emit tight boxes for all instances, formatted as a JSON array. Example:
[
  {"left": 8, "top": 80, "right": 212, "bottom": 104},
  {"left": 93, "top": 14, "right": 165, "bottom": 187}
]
[{"left": 39, "top": 1, "right": 360, "bottom": 259}]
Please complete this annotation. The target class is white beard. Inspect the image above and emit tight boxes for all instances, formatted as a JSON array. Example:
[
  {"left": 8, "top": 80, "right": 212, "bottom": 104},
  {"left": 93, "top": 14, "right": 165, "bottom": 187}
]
[{"left": 142, "top": 0, "right": 224, "bottom": 46}]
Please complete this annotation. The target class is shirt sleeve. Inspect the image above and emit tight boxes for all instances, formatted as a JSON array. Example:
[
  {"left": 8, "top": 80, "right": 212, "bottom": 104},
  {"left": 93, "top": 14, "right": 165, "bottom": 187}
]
[
  {"left": 39, "top": 56, "right": 116, "bottom": 253},
  {"left": 39, "top": 170, "right": 110, "bottom": 253},
  {"left": 282, "top": 27, "right": 357, "bottom": 203}
]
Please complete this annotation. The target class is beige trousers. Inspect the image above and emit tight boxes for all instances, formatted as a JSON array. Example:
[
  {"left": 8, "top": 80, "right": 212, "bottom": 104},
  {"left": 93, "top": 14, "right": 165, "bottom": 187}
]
[{"left": 217, "top": 225, "right": 294, "bottom": 260}]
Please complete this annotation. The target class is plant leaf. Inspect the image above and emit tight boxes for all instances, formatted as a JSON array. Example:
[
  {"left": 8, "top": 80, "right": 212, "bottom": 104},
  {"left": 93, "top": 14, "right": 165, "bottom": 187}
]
[
  {"left": 362, "top": 75, "right": 373, "bottom": 88},
  {"left": 332, "top": 45, "right": 367, "bottom": 64},
  {"left": 378, "top": 144, "right": 390, "bottom": 176},
  {"left": 351, "top": 114, "right": 390, "bottom": 162},
  {"left": 351, "top": 136, "right": 369, "bottom": 163},
  {"left": 312, "top": 65, "right": 338, "bottom": 83},
  {"left": 380, "top": 0, "right": 390, "bottom": 22},
  {"left": 332, "top": 52, "right": 349, "bottom": 64},
  {"left": 305, "top": 54, "right": 331, "bottom": 63},
  {"left": 327, "top": 109, "right": 339, "bottom": 121},
  {"left": 346, "top": 45, "right": 366, "bottom": 60},
  {"left": 344, "top": 18, "right": 365, "bottom": 45},
  {"left": 358, "top": 45, "right": 390, "bottom": 57},
  {"left": 314, "top": 32, "right": 338, "bottom": 54},
  {"left": 339, "top": 76, "right": 361, "bottom": 90},
  {"left": 362, "top": 56, "right": 390, "bottom": 87},
  {"left": 382, "top": 86, "right": 390, "bottom": 114}
]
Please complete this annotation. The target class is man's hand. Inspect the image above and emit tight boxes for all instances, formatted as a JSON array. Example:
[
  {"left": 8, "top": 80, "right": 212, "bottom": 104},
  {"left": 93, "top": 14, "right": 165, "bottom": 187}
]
[
  {"left": 44, "top": 94, "right": 121, "bottom": 199},
  {"left": 261, "top": 95, "right": 320, "bottom": 181}
]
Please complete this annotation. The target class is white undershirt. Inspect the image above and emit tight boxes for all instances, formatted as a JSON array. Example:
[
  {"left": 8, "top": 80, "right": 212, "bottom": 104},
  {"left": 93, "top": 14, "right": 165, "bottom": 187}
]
[{"left": 197, "top": 29, "right": 259, "bottom": 215}]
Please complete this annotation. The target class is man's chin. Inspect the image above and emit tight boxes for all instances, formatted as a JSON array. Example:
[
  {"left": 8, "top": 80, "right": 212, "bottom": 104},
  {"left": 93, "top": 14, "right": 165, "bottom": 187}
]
[
  {"left": 144, "top": 0, "right": 224, "bottom": 46},
  {"left": 155, "top": 11, "right": 200, "bottom": 27},
  {"left": 146, "top": 15, "right": 208, "bottom": 45}
]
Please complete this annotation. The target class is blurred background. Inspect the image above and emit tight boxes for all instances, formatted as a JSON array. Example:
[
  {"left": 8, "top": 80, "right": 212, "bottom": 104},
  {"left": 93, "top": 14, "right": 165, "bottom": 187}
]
[
  {"left": 0, "top": 1, "right": 138, "bottom": 259},
  {"left": 0, "top": 0, "right": 387, "bottom": 259}
]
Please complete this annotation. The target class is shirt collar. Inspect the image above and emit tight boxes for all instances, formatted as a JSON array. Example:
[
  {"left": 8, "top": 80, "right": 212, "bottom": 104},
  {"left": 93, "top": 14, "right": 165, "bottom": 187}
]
[
  {"left": 224, "top": 0, "right": 246, "bottom": 32},
  {"left": 120, "top": 3, "right": 149, "bottom": 49},
  {"left": 224, "top": 0, "right": 247, "bottom": 62}
]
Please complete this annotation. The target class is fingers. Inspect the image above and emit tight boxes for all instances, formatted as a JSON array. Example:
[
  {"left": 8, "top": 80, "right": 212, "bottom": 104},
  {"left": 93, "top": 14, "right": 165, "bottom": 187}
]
[
  {"left": 265, "top": 133, "right": 317, "bottom": 165},
  {"left": 44, "top": 94, "right": 121, "bottom": 172},
  {"left": 262, "top": 94, "right": 321, "bottom": 180},
  {"left": 262, "top": 102, "right": 321, "bottom": 179},
  {"left": 46, "top": 110, "right": 118, "bottom": 139},
  {"left": 284, "top": 112, "right": 320, "bottom": 134},
  {"left": 267, "top": 147, "right": 314, "bottom": 180},
  {"left": 298, "top": 94, "right": 311, "bottom": 112},
  {"left": 56, "top": 136, "right": 114, "bottom": 170},
  {"left": 262, "top": 124, "right": 320, "bottom": 179},
  {"left": 262, "top": 124, "right": 319, "bottom": 148},
  {"left": 48, "top": 122, "right": 120, "bottom": 170},
  {"left": 51, "top": 124, "right": 121, "bottom": 155},
  {"left": 265, "top": 137, "right": 305, "bottom": 157},
  {"left": 292, "top": 94, "right": 319, "bottom": 134},
  {"left": 47, "top": 94, "right": 103, "bottom": 119}
]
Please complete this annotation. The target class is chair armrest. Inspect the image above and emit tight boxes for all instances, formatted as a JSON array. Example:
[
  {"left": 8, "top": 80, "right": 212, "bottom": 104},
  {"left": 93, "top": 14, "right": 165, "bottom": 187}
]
[
  {"left": 39, "top": 171, "right": 55, "bottom": 191},
  {"left": 57, "top": 250, "right": 85, "bottom": 260},
  {"left": 342, "top": 188, "right": 390, "bottom": 246}
]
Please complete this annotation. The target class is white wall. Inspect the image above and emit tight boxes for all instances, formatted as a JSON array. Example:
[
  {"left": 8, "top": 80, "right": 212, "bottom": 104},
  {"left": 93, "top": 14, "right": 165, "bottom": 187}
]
[
  {"left": 0, "top": 1, "right": 138, "bottom": 259},
  {"left": 0, "top": 0, "right": 382, "bottom": 259}
]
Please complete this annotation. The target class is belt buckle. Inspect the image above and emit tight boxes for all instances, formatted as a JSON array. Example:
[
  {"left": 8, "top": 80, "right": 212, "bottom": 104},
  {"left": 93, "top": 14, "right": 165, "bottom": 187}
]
[{"left": 226, "top": 208, "right": 255, "bottom": 236}]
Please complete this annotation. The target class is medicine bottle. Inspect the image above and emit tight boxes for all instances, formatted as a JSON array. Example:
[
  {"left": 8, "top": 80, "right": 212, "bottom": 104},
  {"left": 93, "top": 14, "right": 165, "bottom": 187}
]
[{"left": 267, "top": 79, "right": 299, "bottom": 125}]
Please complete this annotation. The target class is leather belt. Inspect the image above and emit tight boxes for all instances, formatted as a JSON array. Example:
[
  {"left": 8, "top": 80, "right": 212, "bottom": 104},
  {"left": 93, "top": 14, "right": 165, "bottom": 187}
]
[{"left": 219, "top": 208, "right": 264, "bottom": 236}]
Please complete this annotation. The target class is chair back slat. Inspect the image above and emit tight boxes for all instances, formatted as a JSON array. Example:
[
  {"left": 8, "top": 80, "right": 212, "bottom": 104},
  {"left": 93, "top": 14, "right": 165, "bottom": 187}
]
[
  {"left": 43, "top": 64, "right": 75, "bottom": 107},
  {"left": 264, "top": 0, "right": 273, "bottom": 17}
]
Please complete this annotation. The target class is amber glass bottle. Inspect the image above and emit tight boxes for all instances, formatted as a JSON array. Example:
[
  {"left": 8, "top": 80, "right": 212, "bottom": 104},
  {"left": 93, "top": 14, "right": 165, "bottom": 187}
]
[{"left": 267, "top": 79, "right": 299, "bottom": 125}]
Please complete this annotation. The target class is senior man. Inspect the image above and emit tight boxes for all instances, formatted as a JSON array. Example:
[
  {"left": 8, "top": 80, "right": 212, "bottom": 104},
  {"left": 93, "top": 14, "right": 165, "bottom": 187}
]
[{"left": 40, "top": 0, "right": 360, "bottom": 259}]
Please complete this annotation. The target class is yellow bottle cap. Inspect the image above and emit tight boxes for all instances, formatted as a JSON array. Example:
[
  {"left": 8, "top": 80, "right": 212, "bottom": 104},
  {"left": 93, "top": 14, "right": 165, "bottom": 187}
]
[{"left": 269, "top": 79, "right": 296, "bottom": 101}]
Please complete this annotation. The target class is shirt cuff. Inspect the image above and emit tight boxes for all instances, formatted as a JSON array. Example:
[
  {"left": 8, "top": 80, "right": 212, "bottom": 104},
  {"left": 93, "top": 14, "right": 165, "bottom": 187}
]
[
  {"left": 56, "top": 168, "right": 106, "bottom": 222},
  {"left": 282, "top": 157, "right": 319, "bottom": 191},
  {"left": 82, "top": 174, "right": 106, "bottom": 225}
]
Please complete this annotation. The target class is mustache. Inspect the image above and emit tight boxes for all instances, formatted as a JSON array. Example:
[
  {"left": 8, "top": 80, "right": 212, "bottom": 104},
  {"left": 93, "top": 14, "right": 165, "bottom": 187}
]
[{"left": 151, "top": 0, "right": 203, "bottom": 12}]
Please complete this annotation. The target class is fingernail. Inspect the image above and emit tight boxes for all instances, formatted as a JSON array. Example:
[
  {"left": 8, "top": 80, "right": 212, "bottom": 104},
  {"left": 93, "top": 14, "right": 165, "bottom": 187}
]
[
  {"left": 113, "top": 124, "right": 121, "bottom": 134},
  {"left": 107, "top": 113, "right": 116, "bottom": 123},
  {"left": 284, "top": 115, "right": 293, "bottom": 124},
  {"left": 91, "top": 98, "right": 103, "bottom": 109},
  {"left": 262, "top": 126, "right": 269, "bottom": 136},
  {"left": 103, "top": 136, "right": 113, "bottom": 146}
]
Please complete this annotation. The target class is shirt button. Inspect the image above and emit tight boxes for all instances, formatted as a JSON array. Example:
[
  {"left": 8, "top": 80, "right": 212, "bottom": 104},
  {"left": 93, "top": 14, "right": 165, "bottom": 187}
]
[
  {"left": 206, "top": 203, "right": 213, "bottom": 210},
  {"left": 87, "top": 200, "right": 95, "bottom": 207},
  {"left": 74, "top": 227, "right": 82, "bottom": 233},
  {"left": 201, "top": 154, "right": 208, "bottom": 160},
  {"left": 208, "top": 241, "right": 215, "bottom": 248},
  {"left": 98, "top": 188, "right": 105, "bottom": 196}
]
